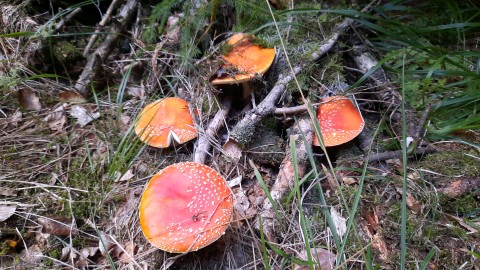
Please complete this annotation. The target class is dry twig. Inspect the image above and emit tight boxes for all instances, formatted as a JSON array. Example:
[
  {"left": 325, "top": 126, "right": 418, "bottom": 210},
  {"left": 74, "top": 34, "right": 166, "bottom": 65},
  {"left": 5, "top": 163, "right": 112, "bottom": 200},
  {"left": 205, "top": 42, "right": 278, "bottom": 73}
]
[
  {"left": 255, "top": 116, "right": 313, "bottom": 241},
  {"left": 194, "top": 97, "right": 232, "bottom": 164},
  {"left": 74, "top": 0, "right": 137, "bottom": 96}
]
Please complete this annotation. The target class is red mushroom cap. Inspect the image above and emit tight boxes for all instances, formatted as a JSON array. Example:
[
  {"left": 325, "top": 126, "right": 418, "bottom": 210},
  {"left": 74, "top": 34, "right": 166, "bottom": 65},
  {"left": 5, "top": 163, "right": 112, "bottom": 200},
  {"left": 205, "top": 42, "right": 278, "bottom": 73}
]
[
  {"left": 134, "top": 97, "right": 197, "bottom": 148},
  {"left": 313, "top": 95, "right": 365, "bottom": 147},
  {"left": 139, "top": 162, "right": 233, "bottom": 253},
  {"left": 211, "top": 33, "right": 276, "bottom": 85}
]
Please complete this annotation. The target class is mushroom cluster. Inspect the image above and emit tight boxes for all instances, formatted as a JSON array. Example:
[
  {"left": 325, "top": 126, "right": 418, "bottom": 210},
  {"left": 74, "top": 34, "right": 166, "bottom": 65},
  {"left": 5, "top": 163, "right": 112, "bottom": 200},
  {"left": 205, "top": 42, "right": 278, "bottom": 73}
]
[
  {"left": 313, "top": 95, "right": 365, "bottom": 147},
  {"left": 139, "top": 162, "right": 233, "bottom": 253}
]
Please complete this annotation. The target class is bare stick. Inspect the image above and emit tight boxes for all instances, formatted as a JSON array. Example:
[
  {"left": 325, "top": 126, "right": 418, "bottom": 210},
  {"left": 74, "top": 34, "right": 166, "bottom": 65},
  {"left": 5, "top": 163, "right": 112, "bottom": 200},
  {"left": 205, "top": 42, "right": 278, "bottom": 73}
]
[
  {"left": 255, "top": 116, "right": 313, "bottom": 241},
  {"left": 367, "top": 144, "right": 437, "bottom": 163},
  {"left": 54, "top": 8, "right": 82, "bottom": 32},
  {"left": 83, "top": 0, "right": 123, "bottom": 56},
  {"left": 194, "top": 97, "right": 232, "bottom": 164},
  {"left": 74, "top": 0, "right": 137, "bottom": 96}
]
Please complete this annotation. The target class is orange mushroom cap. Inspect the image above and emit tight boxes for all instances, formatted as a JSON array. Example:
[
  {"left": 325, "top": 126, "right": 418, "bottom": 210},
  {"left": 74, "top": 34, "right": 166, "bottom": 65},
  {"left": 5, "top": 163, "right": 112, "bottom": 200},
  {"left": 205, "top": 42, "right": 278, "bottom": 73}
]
[
  {"left": 313, "top": 96, "right": 365, "bottom": 147},
  {"left": 134, "top": 97, "right": 197, "bottom": 148},
  {"left": 139, "top": 162, "right": 234, "bottom": 253},
  {"left": 211, "top": 33, "right": 276, "bottom": 85}
]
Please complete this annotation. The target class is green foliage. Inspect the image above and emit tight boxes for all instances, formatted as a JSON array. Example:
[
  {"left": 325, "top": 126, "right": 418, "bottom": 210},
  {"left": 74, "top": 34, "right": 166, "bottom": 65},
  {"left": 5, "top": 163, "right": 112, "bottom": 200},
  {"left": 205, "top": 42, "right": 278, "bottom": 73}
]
[
  {"left": 142, "top": 0, "right": 183, "bottom": 43},
  {"left": 231, "top": 0, "right": 272, "bottom": 33}
]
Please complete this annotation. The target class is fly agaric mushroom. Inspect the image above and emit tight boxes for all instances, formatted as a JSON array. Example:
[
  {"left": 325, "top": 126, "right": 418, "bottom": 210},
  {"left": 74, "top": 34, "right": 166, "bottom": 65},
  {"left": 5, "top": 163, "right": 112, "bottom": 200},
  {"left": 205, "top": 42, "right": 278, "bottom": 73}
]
[
  {"left": 139, "top": 162, "right": 233, "bottom": 253},
  {"left": 211, "top": 33, "right": 276, "bottom": 99},
  {"left": 313, "top": 95, "right": 365, "bottom": 147},
  {"left": 134, "top": 97, "right": 197, "bottom": 148}
]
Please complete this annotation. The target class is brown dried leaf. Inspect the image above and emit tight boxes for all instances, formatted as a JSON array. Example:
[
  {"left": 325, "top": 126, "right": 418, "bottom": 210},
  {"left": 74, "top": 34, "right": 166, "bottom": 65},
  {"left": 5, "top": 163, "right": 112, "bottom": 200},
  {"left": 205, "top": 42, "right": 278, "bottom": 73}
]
[
  {"left": 0, "top": 204, "right": 17, "bottom": 222},
  {"left": 59, "top": 90, "right": 87, "bottom": 103},
  {"left": 321, "top": 164, "right": 337, "bottom": 190},
  {"left": 126, "top": 86, "right": 145, "bottom": 99},
  {"left": 44, "top": 104, "right": 67, "bottom": 132},
  {"left": 294, "top": 248, "right": 336, "bottom": 270},
  {"left": 223, "top": 139, "right": 242, "bottom": 162},
  {"left": 342, "top": 177, "right": 357, "bottom": 185},
  {"left": 38, "top": 216, "right": 78, "bottom": 236},
  {"left": 396, "top": 187, "right": 422, "bottom": 215},
  {"left": 18, "top": 89, "right": 42, "bottom": 110}
]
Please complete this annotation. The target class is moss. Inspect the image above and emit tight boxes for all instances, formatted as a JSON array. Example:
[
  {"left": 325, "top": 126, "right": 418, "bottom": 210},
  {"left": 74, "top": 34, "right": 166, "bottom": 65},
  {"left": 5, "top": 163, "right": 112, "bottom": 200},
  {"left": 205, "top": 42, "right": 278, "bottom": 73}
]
[
  {"left": 439, "top": 193, "right": 479, "bottom": 214},
  {"left": 418, "top": 150, "right": 479, "bottom": 178},
  {"left": 52, "top": 41, "right": 83, "bottom": 63}
]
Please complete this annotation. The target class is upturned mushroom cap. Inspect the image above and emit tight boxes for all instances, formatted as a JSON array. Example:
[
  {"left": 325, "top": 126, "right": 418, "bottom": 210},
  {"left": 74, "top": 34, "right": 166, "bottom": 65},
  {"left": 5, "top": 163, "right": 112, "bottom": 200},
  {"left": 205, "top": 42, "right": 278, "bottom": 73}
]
[
  {"left": 139, "top": 162, "right": 234, "bottom": 253},
  {"left": 211, "top": 33, "right": 276, "bottom": 85},
  {"left": 134, "top": 97, "right": 197, "bottom": 148},
  {"left": 313, "top": 96, "right": 365, "bottom": 147}
]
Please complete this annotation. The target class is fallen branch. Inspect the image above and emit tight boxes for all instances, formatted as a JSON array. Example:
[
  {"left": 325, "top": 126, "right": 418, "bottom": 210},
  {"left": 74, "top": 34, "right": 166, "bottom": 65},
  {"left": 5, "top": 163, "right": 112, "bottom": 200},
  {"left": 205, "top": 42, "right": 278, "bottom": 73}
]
[
  {"left": 194, "top": 97, "right": 232, "bottom": 164},
  {"left": 74, "top": 0, "right": 138, "bottom": 96},
  {"left": 255, "top": 116, "right": 313, "bottom": 242},
  {"left": 83, "top": 0, "right": 123, "bottom": 56},
  {"left": 367, "top": 144, "right": 437, "bottom": 163}
]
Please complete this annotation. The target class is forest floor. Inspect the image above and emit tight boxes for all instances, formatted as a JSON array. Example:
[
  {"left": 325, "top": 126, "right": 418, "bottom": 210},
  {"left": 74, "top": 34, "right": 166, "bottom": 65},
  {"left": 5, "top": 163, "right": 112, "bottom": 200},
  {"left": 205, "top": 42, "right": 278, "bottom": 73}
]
[{"left": 1, "top": 0, "right": 479, "bottom": 269}]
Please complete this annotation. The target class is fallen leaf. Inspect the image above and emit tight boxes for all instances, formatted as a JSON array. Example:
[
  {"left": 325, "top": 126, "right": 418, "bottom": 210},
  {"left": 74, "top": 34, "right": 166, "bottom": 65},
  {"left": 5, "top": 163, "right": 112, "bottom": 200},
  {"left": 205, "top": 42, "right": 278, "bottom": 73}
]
[
  {"left": 98, "top": 231, "right": 116, "bottom": 256},
  {"left": 223, "top": 139, "right": 242, "bottom": 162},
  {"left": 126, "top": 86, "right": 145, "bottom": 99},
  {"left": 0, "top": 204, "right": 17, "bottom": 222},
  {"left": 322, "top": 164, "right": 337, "bottom": 190},
  {"left": 363, "top": 210, "right": 379, "bottom": 235},
  {"left": 330, "top": 207, "right": 346, "bottom": 238},
  {"left": 396, "top": 188, "right": 422, "bottom": 214},
  {"left": 38, "top": 216, "right": 78, "bottom": 236},
  {"left": 294, "top": 248, "right": 336, "bottom": 270},
  {"left": 227, "top": 176, "right": 242, "bottom": 188},
  {"left": 233, "top": 189, "right": 250, "bottom": 216},
  {"left": 342, "top": 177, "right": 357, "bottom": 185},
  {"left": 18, "top": 88, "right": 42, "bottom": 110},
  {"left": 70, "top": 105, "right": 100, "bottom": 126},
  {"left": 43, "top": 104, "right": 67, "bottom": 132},
  {"left": 59, "top": 90, "right": 87, "bottom": 103},
  {"left": 114, "top": 169, "right": 135, "bottom": 182}
]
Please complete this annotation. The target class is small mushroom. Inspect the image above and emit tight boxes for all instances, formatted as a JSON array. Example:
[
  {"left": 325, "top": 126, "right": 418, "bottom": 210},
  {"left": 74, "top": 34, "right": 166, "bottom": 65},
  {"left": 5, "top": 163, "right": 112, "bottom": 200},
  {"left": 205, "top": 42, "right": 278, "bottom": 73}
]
[
  {"left": 139, "top": 162, "right": 234, "bottom": 253},
  {"left": 134, "top": 97, "right": 197, "bottom": 148},
  {"left": 211, "top": 33, "right": 276, "bottom": 100},
  {"left": 313, "top": 95, "right": 365, "bottom": 147}
]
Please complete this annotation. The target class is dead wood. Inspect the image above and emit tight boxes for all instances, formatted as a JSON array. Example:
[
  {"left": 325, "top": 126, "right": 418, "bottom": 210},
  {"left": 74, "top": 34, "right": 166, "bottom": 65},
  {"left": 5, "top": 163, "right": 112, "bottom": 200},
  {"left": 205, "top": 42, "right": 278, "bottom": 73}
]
[
  {"left": 255, "top": 116, "right": 313, "bottom": 242},
  {"left": 74, "top": 0, "right": 137, "bottom": 96},
  {"left": 367, "top": 144, "right": 438, "bottom": 162},
  {"left": 194, "top": 97, "right": 232, "bottom": 164},
  {"left": 83, "top": 0, "right": 123, "bottom": 56}
]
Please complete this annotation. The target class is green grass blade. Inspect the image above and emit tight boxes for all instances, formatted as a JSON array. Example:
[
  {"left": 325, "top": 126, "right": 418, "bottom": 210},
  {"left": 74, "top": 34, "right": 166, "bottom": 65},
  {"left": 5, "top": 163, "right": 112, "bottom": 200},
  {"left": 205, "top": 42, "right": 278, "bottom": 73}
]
[{"left": 400, "top": 50, "right": 408, "bottom": 270}]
